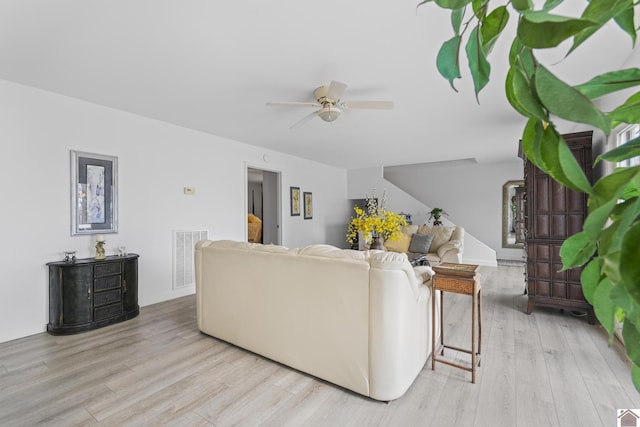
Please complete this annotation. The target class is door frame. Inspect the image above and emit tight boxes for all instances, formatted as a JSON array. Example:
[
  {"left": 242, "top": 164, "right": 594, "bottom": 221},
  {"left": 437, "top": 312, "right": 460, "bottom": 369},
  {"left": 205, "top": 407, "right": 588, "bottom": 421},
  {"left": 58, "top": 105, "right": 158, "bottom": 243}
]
[{"left": 245, "top": 163, "right": 282, "bottom": 245}]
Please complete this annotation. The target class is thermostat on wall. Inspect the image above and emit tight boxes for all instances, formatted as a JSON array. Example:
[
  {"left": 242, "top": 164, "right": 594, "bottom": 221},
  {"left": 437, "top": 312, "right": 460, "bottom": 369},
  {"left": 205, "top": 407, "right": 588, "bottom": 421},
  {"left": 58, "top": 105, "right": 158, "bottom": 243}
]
[{"left": 183, "top": 187, "right": 195, "bottom": 195}]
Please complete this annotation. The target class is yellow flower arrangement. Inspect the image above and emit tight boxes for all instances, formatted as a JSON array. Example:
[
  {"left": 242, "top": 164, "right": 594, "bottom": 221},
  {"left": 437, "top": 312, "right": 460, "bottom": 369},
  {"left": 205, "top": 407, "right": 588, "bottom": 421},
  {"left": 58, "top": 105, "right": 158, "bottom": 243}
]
[{"left": 346, "top": 191, "right": 407, "bottom": 245}]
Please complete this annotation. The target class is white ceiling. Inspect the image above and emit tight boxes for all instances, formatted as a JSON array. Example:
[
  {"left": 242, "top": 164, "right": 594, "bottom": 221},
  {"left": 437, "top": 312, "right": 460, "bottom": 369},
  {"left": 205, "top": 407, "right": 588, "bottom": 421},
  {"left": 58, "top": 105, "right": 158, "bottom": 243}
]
[{"left": 0, "top": 1, "right": 635, "bottom": 169}]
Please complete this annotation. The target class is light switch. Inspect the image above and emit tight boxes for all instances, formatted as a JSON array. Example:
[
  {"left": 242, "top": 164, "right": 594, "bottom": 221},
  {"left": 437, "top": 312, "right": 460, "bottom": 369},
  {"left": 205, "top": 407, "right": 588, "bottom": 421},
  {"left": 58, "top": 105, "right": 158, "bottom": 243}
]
[{"left": 183, "top": 187, "right": 195, "bottom": 195}]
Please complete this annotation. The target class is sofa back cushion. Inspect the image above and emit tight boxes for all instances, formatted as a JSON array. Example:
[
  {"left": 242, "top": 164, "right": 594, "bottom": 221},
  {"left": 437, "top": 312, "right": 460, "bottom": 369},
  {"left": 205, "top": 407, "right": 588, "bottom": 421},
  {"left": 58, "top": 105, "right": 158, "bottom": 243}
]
[{"left": 417, "top": 225, "right": 454, "bottom": 251}]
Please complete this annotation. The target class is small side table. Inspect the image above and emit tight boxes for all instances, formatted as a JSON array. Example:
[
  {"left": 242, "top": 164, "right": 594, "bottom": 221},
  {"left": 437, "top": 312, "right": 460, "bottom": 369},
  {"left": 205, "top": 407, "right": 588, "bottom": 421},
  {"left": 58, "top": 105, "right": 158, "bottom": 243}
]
[{"left": 431, "top": 263, "right": 482, "bottom": 383}]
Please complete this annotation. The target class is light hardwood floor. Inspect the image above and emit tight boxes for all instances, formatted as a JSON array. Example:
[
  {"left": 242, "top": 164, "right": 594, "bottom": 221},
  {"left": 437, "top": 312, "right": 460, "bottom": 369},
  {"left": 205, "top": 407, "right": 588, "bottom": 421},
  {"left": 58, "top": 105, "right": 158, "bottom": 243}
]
[{"left": 1, "top": 264, "right": 639, "bottom": 426}]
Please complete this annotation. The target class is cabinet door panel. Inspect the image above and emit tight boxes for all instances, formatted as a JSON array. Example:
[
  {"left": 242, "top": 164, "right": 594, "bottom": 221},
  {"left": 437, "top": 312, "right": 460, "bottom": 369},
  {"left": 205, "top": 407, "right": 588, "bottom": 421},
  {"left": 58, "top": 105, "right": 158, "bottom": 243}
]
[
  {"left": 61, "top": 266, "right": 93, "bottom": 325},
  {"left": 123, "top": 258, "right": 139, "bottom": 312}
]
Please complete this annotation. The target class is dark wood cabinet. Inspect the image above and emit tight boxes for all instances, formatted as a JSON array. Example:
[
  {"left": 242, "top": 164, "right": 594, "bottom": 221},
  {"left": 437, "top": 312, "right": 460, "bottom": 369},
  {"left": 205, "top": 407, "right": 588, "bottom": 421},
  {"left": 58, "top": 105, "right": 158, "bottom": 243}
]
[
  {"left": 47, "top": 254, "right": 139, "bottom": 335},
  {"left": 522, "top": 131, "right": 595, "bottom": 324}
]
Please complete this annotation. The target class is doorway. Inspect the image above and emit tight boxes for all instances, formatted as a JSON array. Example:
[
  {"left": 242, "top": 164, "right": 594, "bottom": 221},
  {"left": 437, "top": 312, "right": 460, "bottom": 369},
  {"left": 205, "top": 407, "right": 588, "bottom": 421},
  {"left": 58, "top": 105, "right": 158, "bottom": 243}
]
[{"left": 247, "top": 167, "right": 281, "bottom": 245}]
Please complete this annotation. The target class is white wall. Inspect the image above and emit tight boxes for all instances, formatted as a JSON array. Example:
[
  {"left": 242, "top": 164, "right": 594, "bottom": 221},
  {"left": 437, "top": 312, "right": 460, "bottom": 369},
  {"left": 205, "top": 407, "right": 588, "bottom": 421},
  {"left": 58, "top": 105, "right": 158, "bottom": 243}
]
[
  {"left": 347, "top": 167, "right": 497, "bottom": 266},
  {"left": 0, "top": 79, "right": 351, "bottom": 343},
  {"left": 382, "top": 159, "right": 524, "bottom": 261}
]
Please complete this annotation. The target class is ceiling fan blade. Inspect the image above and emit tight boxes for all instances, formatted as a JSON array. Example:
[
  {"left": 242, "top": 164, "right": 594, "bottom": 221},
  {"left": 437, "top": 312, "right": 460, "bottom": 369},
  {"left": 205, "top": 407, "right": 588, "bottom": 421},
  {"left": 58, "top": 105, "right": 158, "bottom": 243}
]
[
  {"left": 340, "top": 100, "right": 395, "bottom": 110},
  {"left": 266, "top": 101, "right": 321, "bottom": 108},
  {"left": 289, "top": 110, "right": 320, "bottom": 130},
  {"left": 326, "top": 80, "right": 348, "bottom": 101}
]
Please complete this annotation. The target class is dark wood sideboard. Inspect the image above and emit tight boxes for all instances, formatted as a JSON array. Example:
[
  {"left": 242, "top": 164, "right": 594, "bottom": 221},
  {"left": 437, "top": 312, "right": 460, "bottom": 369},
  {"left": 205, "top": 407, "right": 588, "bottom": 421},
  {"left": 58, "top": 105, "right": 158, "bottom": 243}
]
[
  {"left": 47, "top": 254, "right": 139, "bottom": 335},
  {"left": 521, "top": 131, "right": 596, "bottom": 324}
]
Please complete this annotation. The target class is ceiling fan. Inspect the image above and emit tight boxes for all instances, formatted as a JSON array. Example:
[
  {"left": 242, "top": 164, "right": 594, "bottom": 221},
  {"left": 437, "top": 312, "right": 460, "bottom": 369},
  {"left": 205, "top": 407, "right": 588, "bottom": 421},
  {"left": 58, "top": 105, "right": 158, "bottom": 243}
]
[{"left": 266, "top": 81, "right": 394, "bottom": 129}]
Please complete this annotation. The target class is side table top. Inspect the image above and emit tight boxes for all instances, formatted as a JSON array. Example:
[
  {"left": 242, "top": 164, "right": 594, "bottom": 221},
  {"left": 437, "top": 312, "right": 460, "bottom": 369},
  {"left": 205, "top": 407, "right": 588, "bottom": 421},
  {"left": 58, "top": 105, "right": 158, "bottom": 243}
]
[{"left": 433, "top": 262, "right": 479, "bottom": 278}]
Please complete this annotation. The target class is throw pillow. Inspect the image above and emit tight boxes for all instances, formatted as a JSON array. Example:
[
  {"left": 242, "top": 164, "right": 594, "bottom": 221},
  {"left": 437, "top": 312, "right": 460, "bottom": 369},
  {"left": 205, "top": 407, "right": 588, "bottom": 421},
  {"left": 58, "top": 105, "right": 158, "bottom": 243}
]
[
  {"left": 408, "top": 234, "right": 433, "bottom": 254},
  {"left": 384, "top": 232, "right": 412, "bottom": 253}
]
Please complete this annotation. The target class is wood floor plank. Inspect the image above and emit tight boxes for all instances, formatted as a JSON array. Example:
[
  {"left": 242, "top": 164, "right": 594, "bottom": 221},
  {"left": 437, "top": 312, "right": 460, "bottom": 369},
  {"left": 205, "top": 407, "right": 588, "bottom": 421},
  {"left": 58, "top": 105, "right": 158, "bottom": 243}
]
[{"left": 0, "top": 264, "right": 637, "bottom": 426}]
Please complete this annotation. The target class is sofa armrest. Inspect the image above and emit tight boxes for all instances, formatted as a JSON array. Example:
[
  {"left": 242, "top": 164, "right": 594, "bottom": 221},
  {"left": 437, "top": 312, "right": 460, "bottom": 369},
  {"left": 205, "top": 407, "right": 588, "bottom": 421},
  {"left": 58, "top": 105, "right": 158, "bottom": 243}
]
[
  {"left": 413, "top": 265, "right": 434, "bottom": 286},
  {"left": 437, "top": 239, "right": 462, "bottom": 263}
]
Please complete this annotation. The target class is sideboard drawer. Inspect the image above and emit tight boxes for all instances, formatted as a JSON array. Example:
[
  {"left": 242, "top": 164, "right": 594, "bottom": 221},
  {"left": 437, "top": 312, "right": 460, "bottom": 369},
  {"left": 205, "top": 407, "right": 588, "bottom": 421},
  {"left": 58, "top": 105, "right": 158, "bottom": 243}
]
[
  {"left": 94, "top": 302, "right": 122, "bottom": 321},
  {"left": 94, "top": 263, "right": 121, "bottom": 278},
  {"left": 94, "top": 289, "right": 121, "bottom": 307},
  {"left": 94, "top": 275, "right": 121, "bottom": 292}
]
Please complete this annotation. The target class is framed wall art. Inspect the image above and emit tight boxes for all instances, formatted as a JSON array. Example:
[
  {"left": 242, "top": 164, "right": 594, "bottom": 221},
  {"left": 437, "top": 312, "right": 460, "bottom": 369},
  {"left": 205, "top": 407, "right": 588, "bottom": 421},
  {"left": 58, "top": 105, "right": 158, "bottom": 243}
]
[
  {"left": 290, "top": 186, "right": 300, "bottom": 216},
  {"left": 303, "top": 191, "right": 313, "bottom": 220},
  {"left": 70, "top": 150, "right": 118, "bottom": 235}
]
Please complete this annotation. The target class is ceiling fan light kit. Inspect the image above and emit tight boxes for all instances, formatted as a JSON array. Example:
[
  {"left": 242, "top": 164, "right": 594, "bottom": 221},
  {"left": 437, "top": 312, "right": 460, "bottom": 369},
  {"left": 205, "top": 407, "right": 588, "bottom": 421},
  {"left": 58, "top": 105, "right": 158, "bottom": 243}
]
[
  {"left": 318, "top": 105, "right": 341, "bottom": 122},
  {"left": 266, "top": 80, "right": 393, "bottom": 128}
]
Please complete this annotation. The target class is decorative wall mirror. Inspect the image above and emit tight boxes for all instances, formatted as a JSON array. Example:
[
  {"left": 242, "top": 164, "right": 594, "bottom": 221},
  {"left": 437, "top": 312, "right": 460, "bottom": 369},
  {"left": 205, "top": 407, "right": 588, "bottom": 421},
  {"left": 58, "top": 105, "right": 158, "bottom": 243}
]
[{"left": 502, "top": 180, "right": 525, "bottom": 249}]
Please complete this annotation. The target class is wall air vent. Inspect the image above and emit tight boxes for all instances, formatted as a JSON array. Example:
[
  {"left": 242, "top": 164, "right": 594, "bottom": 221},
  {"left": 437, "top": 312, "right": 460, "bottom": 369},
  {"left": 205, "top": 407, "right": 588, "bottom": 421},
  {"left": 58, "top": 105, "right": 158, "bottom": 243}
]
[{"left": 172, "top": 229, "right": 208, "bottom": 290}]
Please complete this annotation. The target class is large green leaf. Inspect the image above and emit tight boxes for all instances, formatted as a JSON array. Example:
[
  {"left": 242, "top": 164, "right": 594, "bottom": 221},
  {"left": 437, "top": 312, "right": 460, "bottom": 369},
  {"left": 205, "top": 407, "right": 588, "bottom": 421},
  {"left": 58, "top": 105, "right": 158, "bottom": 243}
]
[
  {"left": 559, "top": 231, "right": 597, "bottom": 268},
  {"left": 621, "top": 221, "right": 640, "bottom": 305},
  {"left": 598, "top": 221, "right": 619, "bottom": 259},
  {"left": 623, "top": 321, "right": 640, "bottom": 367},
  {"left": 465, "top": 26, "right": 491, "bottom": 101},
  {"left": 534, "top": 65, "right": 611, "bottom": 135},
  {"left": 598, "top": 134, "right": 640, "bottom": 164},
  {"left": 451, "top": 7, "right": 465, "bottom": 34},
  {"left": 611, "top": 280, "right": 635, "bottom": 316},
  {"left": 511, "top": 0, "right": 532, "bottom": 12},
  {"left": 520, "top": 118, "right": 545, "bottom": 168},
  {"left": 437, "top": 36, "right": 463, "bottom": 91},
  {"left": 471, "top": 0, "right": 485, "bottom": 19},
  {"left": 615, "top": 6, "right": 637, "bottom": 46},
  {"left": 505, "top": 66, "right": 547, "bottom": 120},
  {"left": 606, "top": 198, "right": 640, "bottom": 254},
  {"left": 633, "top": 364, "right": 640, "bottom": 393},
  {"left": 541, "top": 0, "right": 563, "bottom": 12},
  {"left": 481, "top": 6, "right": 509, "bottom": 55},
  {"left": 580, "top": 258, "right": 601, "bottom": 303},
  {"left": 583, "top": 199, "right": 617, "bottom": 240},
  {"left": 593, "top": 277, "right": 616, "bottom": 337},
  {"left": 570, "top": 0, "right": 631, "bottom": 54},
  {"left": 518, "top": 11, "right": 599, "bottom": 49},
  {"left": 575, "top": 69, "right": 640, "bottom": 100},
  {"left": 603, "top": 251, "right": 622, "bottom": 285},
  {"left": 538, "top": 124, "right": 592, "bottom": 193},
  {"left": 609, "top": 91, "right": 640, "bottom": 126},
  {"left": 508, "top": 38, "right": 536, "bottom": 78},
  {"left": 590, "top": 166, "right": 640, "bottom": 210},
  {"left": 435, "top": 0, "right": 472, "bottom": 10}
]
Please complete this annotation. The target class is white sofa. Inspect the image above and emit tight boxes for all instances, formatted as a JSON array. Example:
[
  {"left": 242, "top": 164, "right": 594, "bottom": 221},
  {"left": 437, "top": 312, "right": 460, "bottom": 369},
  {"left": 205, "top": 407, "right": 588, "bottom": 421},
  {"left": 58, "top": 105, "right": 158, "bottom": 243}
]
[{"left": 195, "top": 240, "right": 438, "bottom": 401}]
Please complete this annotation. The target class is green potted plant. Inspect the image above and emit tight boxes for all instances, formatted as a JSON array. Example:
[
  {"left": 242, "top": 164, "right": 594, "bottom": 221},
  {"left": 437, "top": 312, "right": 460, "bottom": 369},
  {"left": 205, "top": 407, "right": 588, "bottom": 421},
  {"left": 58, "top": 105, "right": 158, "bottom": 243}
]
[
  {"left": 418, "top": 0, "right": 640, "bottom": 389},
  {"left": 428, "top": 207, "right": 448, "bottom": 226}
]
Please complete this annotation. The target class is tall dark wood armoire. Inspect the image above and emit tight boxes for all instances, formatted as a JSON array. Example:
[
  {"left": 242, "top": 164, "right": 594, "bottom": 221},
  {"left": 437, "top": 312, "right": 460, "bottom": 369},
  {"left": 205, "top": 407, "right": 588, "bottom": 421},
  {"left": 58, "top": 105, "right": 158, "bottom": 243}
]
[{"left": 521, "top": 130, "right": 596, "bottom": 324}]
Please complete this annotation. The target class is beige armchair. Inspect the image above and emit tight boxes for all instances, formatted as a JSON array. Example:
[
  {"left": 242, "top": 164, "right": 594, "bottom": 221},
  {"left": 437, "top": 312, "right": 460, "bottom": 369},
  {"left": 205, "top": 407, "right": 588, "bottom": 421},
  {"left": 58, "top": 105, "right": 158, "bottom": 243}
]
[
  {"left": 385, "top": 224, "right": 464, "bottom": 265},
  {"left": 247, "top": 214, "right": 262, "bottom": 243}
]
